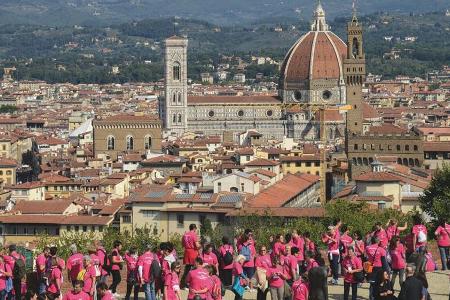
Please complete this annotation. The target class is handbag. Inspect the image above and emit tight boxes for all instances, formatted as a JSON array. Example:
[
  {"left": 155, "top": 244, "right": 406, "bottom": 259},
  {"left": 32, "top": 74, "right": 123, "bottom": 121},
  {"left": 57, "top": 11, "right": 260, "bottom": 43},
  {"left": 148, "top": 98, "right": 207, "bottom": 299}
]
[{"left": 232, "top": 276, "right": 245, "bottom": 297}]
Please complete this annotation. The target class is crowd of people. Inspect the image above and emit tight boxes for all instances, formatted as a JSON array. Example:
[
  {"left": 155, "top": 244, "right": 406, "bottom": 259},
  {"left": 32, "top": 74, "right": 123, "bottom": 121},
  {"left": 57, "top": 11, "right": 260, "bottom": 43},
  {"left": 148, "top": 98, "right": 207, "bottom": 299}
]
[{"left": 0, "top": 217, "right": 447, "bottom": 300}]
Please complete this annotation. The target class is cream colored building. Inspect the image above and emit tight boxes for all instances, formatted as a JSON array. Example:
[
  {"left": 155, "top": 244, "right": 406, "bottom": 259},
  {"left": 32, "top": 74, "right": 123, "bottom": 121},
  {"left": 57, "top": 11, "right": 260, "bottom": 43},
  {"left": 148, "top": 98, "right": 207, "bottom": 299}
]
[{"left": 0, "top": 159, "right": 17, "bottom": 185}]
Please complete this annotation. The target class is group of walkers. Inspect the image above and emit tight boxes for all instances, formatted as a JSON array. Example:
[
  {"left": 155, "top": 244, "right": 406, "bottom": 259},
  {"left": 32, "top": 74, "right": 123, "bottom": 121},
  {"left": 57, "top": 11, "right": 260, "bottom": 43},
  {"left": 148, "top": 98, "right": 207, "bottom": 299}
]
[{"left": 0, "top": 217, "right": 447, "bottom": 300}]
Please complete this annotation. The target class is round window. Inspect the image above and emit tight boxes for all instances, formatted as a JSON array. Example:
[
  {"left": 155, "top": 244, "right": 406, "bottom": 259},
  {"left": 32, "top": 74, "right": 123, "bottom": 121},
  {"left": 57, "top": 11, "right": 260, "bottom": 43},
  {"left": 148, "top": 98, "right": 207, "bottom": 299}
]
[
  {"left": 293, "top": 90, "right": 302, "bottom": 101},
  {"left": 266, "top": 110, "right": 273, "bottom": 117},
  {"left": 238, "top": 110, "right": 244, "bottom": 117},
  {"left": 322, "top": 90, "right": 332, "bottom": 100},
  {"left": 208, "top": 110, "right": 214, "bottom": 117}
]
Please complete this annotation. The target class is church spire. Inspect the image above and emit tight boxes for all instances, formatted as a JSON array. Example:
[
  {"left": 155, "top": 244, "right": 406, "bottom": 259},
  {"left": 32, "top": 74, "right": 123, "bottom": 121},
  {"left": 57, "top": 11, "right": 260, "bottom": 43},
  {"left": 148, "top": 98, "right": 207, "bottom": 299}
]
[
  {"left": 351, "top": 0, "right": 359, "bottom": 23},
  {"left": 311, "top": 0, "right": 329, "bottom": 31}
]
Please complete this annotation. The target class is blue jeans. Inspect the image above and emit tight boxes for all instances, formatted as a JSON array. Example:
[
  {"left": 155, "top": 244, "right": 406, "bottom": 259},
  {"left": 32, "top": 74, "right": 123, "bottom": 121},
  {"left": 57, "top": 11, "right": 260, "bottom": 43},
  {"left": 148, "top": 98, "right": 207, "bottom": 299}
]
[
  {"left": 143, "top": 281, "right": 156, "bottom": 300},
  {"left": 330, "top": 254, "right": 340, "bottom": 281},
  {"left": 439, "top": 246, "right": 449, "bottom": 270}
]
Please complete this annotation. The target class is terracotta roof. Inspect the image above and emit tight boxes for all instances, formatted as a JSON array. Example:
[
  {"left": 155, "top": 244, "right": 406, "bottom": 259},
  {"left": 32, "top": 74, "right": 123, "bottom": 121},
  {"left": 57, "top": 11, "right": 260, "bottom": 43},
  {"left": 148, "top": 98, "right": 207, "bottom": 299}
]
[
  {"left": 235, "top": 148, "right": 254, "bottom": 155},
  {"left": 247, "top": 173, "right": 319, "bottom": 207},
  {"left": 367, "top": 124, "right": 408, "bottom": 134},
  {"left": 251, "top": 169, "right": 277, "bottom": 178},
  {"left": 362, "top": 103, "right": 380, "bottom": 120},
  {"left": 228, "top": 207, "right": 324, "bottom": 218},
  {"left": 8, "top": 181, "right": 43, "bottom": 189},
  {"left": 123, "top": 153, "right": 144, "bottom": 162},
  {"left": 260, "top": 148, "right": 290, "bottom": 155},
  {"left": 245, "top": 158, "right": 279, "bottom": 167},
  {"left": 12, "top": 200, "right": 75, "bottom": 214},
  {"left": 352, "top": 195, "right": 394, "bottom": 202},
  {"left": 35, "top": 136, "right": 68, "bottom": 146},
  {"left": 354, "top": 172, "right": 401, "bottom": 182},
  {"left": 187, "top": 96, "right": 280, "bottom": 105},
  {"left": 0, "top": 158, "right": 17, "bottom": 167}
]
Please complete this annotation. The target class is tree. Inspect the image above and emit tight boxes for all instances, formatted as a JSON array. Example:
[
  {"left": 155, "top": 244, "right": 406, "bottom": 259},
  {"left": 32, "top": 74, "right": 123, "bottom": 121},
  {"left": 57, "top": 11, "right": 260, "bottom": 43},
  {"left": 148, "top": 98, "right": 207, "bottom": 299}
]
[{"left": 419, "top": 164, "right": 450, "bottom": 222}]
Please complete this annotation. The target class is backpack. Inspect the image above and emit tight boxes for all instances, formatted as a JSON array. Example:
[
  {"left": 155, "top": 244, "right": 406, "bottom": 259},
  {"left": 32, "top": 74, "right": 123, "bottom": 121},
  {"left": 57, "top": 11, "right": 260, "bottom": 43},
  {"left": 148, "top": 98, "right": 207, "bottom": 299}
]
[
  {"left": 222, "top": 247, "right": 233, "bottom": 266},
  {"left": 418, "top": 230, "right": 427, "bottom": 243},
  {"left": 12, "top": 256, "right": 26, "bottom": 281},
  {"left": 239, "top": 245, "right": 251, "bottom": 262}
]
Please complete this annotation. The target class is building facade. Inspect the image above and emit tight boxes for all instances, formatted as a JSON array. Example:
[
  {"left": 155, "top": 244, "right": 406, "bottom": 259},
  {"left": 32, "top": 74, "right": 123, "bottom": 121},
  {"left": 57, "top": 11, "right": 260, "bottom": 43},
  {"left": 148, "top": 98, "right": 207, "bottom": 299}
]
[{"left": 93, "top": 114, "right": 162, "bottom": 160}]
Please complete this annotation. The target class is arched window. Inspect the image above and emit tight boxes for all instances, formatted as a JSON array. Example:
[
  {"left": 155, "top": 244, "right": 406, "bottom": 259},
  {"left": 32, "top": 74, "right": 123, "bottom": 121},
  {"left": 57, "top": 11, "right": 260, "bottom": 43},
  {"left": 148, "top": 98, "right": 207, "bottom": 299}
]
[
  {"left": 409, "top": 158, "right": 414, "bottom": 166},
  {"left": 177, "top": 93, "right": 182, "bottom": 103},
  {"left": 107, "top": 135, "right": 115, "bottom": 150},
  {"left": 403, "top": 158, "right": 408, "bottom": 166},
  {"left": 144, "top": 135, "right": 152, "bottom": 150},
  {"left": 178, "top": 114, "right": 182, "bottom": 123},
  {"left": 352, "top": 37, "right": 359, "bottom": 58},
  {"left": 230, "top": 187, "right": 238, "bottom": 192},
  {"left": 173, "top": 62, "right": 181, "bottom": 81},
  {"left": 172, "top": 93, "right": 177, "bottom": 104},
  {"left": 126, "top": 135, "right": 134, "bottom": 151},
  {"left": 397, "top": 158, "right": 402, "bottom": 164},
  {"left": 414, "top": 159, "right": 419, "bottom": 166},
  {"left": 173, "top": 114, "right": 177, "bottom": 123}
]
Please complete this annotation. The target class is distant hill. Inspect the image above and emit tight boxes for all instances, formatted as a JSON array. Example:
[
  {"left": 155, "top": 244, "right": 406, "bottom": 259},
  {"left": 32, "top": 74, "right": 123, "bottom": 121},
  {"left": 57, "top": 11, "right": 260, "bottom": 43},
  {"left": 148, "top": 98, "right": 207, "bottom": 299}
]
[{"left": 0, "top": 0, "right": 448, "bottom": 26}]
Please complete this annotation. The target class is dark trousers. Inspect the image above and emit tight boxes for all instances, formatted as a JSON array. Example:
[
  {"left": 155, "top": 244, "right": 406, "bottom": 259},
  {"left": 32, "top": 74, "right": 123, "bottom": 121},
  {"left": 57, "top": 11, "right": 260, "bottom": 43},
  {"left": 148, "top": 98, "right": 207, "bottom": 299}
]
[
  {"left": 257, "top": 288, "right": 269, "bottom": 300},
  {"left": 220, "top": 268, "right": 233, "bottom": 287},
  {"left": 13, "top": 279, "right": 21, "bottom": 300},
  {"left": 344, "top": 282, "right": 358, "bottom": 300},
  {"left": 233, "top": 292, "right": 243, "bottom": 300},
  {"left": 330, "top": 254, "right": 340, "bottom": 281},
  {"left": 125, "top": 282, "right": 139, "bottom": 300},
  {"left": 110, "top": 270, "right": 121, "bottom": 293},
  {"left": 181, "top": 264, "right": 193, "bottom": 288}
]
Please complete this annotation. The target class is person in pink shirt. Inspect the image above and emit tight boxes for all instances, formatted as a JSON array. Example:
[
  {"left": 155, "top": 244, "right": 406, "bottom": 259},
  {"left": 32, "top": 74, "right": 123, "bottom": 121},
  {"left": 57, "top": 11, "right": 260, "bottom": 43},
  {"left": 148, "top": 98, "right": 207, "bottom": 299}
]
[
  {"left": 435, "top": 220, "right": 450, "bottom": 270},
  {"left": 304, "top": 251, "right": 319, "bottom": 273},
  {"left": 303, "top": 232, "right": 316, "bottom": 253},
  {"left": 36, "top": 246, "right": 50, "bottom": 296},
  {"left": 47, "top": 257, "right": 62, "bottom": 300},
  {"left": 63, "top": 280, "right": 90, "bottom": 300},
  {"left": 0, "top": 256, "right": 11, "bottom": 300},
  {"left": 202, "top": 244, "right": 219, "bottom": 273},
  {"left": 342, "top": 247, "right": 363, "bottom": 300},
  {"left": 255, "top": 246, "right": 271, "bottom": 300},
  {"left": 292, "top": 230, "right": 305, "bottom": 269},
  {"left": 82, "top": 256, "right": 97, "bottom": 299},
  {"left": 282, "top": 245, "right": 298, "bottom": 283},
  {"left": 67, "top": 244, "right": 84, "bottom": 286},
  {"left": 372, "top": 222, "right": 388, "bottom": 249},
  {"left": 124, "top": 248, "right": 139, "bottom": 300},
  {"left": 109, "top": 241, "right": 124, "bottom": 296},
  {"left": 272, "top": 234, "right": 285, "bottom": 258},
  {"left": 138, "top": 244, "right": 160, "bottom": 300},
  {"left": 5, "top": 244, "right": 26, "bottom": 300},
  {"left": 340, "top": 225, "right": 354, "bottom": 256},
  {"left": 96, "top": 282, "right": 114, "bottom": 300},
  {"left": 386, "top": 219, "right": 408, "bottom": 242},
  {"left": 186, "top": 257, "right": 210, "bottom": 300},
  {"left": 94, "top": 240, "right": 109, "bottom": 283},
  {"left": 291, "top": 274, "right": 309, "bottom": 300},
  {"left": 389, "top": 237, "right": 406, "bottom": 287},
  {"left": 218, "top": 236, "right": 234, "bottom": 287},
  {"left": 164, "top": 261, "right": 181, "bottom": 300},
  {"left": 267, "top": 255, "right": 287, "bottom": 300},
  {"left": 365, "top": 237, "right": 387, "bottom": 300},
  {"left": 204, "top": 265, "right": 222, "bottom": 300},
  {"left": 322, "top": 224, "right": 340, "bottom": 285},
  {"left": 182, "top": 224, "right": 201, "bottom": 288},
  {"left": 87, "top": 248, "right": 102, "bottom": 279},
  {"left": 237, "top": 234, "right": 256, "bottom": 291},
  {"left": 412, "top": 216, "right": 428, "bottom": 253},
  {"left": 232, "top": 255, "right": 249, "bottom": 300},
  {"left": 352, "top": 231, "right": 365, "bottom": 259}
]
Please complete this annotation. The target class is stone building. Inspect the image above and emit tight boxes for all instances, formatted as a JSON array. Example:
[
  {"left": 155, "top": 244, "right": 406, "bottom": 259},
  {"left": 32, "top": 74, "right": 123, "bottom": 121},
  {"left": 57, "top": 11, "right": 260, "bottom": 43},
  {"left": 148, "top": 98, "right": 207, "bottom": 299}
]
[
  {"left": 93, "top": 114, "right": 162, "bottom": 160},
  {"left": 160, "top": 3, "right": 356, "bottom": 141}
]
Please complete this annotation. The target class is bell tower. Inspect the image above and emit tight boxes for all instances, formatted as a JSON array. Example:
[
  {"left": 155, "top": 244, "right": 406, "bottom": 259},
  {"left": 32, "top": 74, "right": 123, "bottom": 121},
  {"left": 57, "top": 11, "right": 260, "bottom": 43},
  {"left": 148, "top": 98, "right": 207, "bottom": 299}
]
[
  {"left": 163, "top": 36, "right": 188, "bottom": 135},
  {"left": 343, "top": 2, "right": 364, "bottom": 135}
]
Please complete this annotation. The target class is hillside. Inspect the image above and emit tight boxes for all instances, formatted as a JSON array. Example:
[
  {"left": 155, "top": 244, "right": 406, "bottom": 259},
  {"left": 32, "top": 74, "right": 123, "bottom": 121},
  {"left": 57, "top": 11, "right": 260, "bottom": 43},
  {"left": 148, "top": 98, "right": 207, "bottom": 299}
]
[{"left": 0, "top": 0, "right": 448, "bottom": 26}]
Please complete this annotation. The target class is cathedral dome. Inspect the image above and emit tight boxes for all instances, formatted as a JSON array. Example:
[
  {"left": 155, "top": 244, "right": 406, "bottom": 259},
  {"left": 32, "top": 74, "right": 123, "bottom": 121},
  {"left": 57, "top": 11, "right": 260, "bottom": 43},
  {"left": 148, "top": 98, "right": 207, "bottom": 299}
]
[{"left": 279, "top": 2, "right": 347, "bottom": 103}]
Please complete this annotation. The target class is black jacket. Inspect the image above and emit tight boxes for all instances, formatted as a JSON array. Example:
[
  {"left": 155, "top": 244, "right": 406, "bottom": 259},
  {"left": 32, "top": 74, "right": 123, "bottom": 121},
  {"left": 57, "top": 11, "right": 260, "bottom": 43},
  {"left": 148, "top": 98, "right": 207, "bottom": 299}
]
[{"left": 398, "top": 276, "right": 424, "bottom": 300}]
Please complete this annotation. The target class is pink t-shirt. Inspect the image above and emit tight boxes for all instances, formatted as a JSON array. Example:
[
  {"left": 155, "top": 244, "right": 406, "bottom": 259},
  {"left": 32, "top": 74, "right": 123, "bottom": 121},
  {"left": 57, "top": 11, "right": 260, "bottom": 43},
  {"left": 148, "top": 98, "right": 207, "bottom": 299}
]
[
  {"left": 202, "top": 252, "right": 218, "bottom": 267},
  {"left": 340, "top": 234, "right": 354, "bottom": 255},
  {"left": 292, "top": 237, "right": 305, "bottom": 261},
  {"left": 47, "top": 267, "right": 62, "bottom": 294},
  {"left": 186, "top": 267, "right": 210, "bottom": 300},
  {"left": 0, "top": 263, "right": 11, "bottom": 291},
  {"left": 137, "top": 251, "right": 156, "bottom": 283},
  {"left": 292, "top": 279, "right": 309, "bottom": 300},
  {"left": 306, "top": 259, "right": 318, "bottom": 272},
  {"left": 323, "top": 233, "right": 339, "bottom": 253},
  {"left": 96, "top": 248, "right": 108, "bottom": 276},
  {"left": 232, "top": 262, "right": 243, "bottom": 277},
  {"left": 164, "top": 271, "right": 180, "bottom": 300},
  {"left": 63, "top": 291, "right": 90, "bottom": 300},
  {"left": 305, "top": 240, "right": 316, "bottom": 253},
  {"left": 354, "top": 240, "right": 365, "bottom": 257},
  {"left": 343, "top": 256, "right": 362, "bottom": 283},
  {"left": 413, "top": 224, "right": 428, "bottom": 247},
  {"left": 386, "top": 225, "right": 400, "bottom": 241},
  {"left": 182, "top": 231, "right": 198, "bottom": 249},
  {"left": 435, "top": 224, "right": 450, "bottom": 247},
  {"left": 390, "top": 244, "right": 406, "bottom": 270},
  {"left": 111, "top": 248, "right": 122, "bottom": 271},
  {"left": 255, "top": 254, "right": 272, "bottom": 271},
  {"left": 36, "top": 253, "right": 47, "bottom": 276},
  {"left": 67, "top": 253, "right": 84, "bottom": 281},
  {"left": 101, "top": 291, "right": 114, "bottom": 300},
  {"left": 219, "top": 245, "right": 234, "bottom": 269},
  {"left": 425, "top": 253, "right": 436, "bottom": 272},
  {"left": 283, "top": 255, "right": 298, "bottom": 280},
  {"left": 238, "top": 242, "right": 256, "bottom": 268},
  {"left": 272, "top": 242, "right": 285, "bottom": 257},
  {"left": 373, "top": 229, "right": 388, "bottom": 248},
  {"left": 267, "top": 266, "right": 284, "bottom": 288},
  {"left": 125, "top": 254, "right": 138, "bottom": 279},
  {"left": 82, "top": 265, "right": 97, "bottom": 294},
  {"left": 365, "top": 244, "right": 386, "bottom": 268}
]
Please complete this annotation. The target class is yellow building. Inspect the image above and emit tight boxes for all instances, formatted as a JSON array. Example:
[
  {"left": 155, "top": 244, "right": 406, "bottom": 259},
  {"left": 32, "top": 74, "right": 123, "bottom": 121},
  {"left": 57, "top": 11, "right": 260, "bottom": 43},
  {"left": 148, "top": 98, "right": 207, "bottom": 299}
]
[
  {"left": 0, "top": 158, "right": 17, "bottom": 185},
  {"left": 280, "top": 154, "right": 322, "bottom": 176}
]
